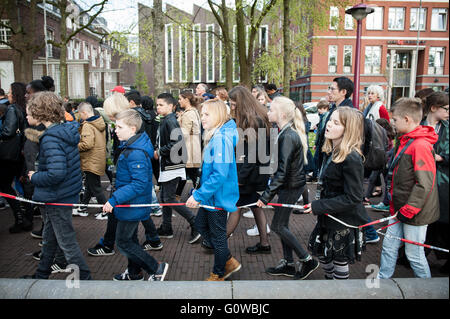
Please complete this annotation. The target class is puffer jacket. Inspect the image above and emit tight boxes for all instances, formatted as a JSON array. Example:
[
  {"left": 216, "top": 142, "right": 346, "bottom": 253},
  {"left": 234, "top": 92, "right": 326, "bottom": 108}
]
[
  {"left": 109, "top": 133, "right": 154, "bottom": 221},
  {"left": 390, "top": 125, "right": 440, "bottom": 226},
  {"left": 193, "top": 119, "right": 240, "bottom": 213},
  {"left": 78, "top": 115, "right": 106, "bottom": 176},
  {"left": 259, "top": 123, "right": 306, "bottom": 204},
  {"left": 31, "top": 123, "right": 82, "bottom": 203}
]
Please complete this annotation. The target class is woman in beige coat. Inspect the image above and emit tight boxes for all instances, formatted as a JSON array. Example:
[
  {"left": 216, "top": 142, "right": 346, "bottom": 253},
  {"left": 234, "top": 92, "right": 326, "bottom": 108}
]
[{"left": 175, "top": 91, "right": 203, "bottom": 198}]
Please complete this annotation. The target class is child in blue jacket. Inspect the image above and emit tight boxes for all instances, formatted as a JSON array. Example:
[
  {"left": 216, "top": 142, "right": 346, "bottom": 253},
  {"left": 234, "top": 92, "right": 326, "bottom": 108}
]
[
  {"left": 186, "top": 99, "right": 241, "bottom": 281},
  {"left": 103, "top": 109, "right": 168, "bottom": 281}
]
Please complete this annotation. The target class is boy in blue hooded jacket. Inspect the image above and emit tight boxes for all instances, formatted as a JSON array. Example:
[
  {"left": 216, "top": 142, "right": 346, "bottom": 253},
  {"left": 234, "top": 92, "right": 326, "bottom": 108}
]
[{"left": 103, "top": 109, "right": 168, "bottom": 281}]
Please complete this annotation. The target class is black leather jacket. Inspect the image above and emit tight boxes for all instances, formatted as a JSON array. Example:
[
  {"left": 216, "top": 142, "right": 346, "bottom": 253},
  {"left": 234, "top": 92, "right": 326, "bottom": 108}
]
[
  {"left": 260, "top": 124, "right": 306, "bottom": 204},
  {"left": 0, "top": 104, "right": 24, "bottom": 140},
  {"left": 156, "top": 112, "right": 187, "bottom": 171}
]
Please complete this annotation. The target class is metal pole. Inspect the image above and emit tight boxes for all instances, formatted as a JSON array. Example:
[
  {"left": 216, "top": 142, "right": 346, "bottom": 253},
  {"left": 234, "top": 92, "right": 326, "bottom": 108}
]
[
  {"left": 43, "top": 0, "right": 49, "bottom": 75},
  {"left": 353, "top": 19, "right": 362, "bottom": 108}
]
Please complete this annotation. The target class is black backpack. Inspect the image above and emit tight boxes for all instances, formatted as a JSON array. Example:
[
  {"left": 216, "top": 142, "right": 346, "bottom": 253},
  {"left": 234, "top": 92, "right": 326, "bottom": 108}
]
[{"left": 363, "top": 118, "right": 389, "bottom": 171}]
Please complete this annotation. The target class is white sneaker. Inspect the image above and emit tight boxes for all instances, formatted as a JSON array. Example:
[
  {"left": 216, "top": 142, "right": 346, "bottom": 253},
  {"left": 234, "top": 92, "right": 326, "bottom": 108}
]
[
  {"left": 246, "top": 224, "right": 270, "bottom": 236},
  {"left": 151, "top": 209, "right": 163, "bottom": 217},
  {"left": 95, "top": 212, "right": 108, "bottom": 220},
  {"left": 243, "top": 211, "right": 255, "bottom": 219},
  {"left": 73, "top": 209, "right": 88, "bottom": 217}
]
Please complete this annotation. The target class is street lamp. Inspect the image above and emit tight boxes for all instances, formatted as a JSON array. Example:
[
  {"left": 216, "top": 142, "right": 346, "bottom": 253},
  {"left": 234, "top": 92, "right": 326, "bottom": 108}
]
[{"left": 346, "top": 4, "right": 374, "bottom": 109}]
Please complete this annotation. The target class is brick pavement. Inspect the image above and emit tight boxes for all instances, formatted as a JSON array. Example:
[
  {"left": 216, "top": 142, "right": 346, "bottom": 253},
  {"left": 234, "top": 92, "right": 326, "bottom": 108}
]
[{"left": 0, "top": 182, "right": 446, "bottom": 281}]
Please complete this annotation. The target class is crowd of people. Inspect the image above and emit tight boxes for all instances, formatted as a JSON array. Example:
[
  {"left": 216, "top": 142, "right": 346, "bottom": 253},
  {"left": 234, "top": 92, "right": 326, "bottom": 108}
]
[{"left": 0, "top": 76, "right": 448, "bottom": 282}]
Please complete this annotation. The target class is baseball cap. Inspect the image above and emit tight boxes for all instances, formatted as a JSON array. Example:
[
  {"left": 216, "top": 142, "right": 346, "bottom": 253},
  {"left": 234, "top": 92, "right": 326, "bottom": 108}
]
[{"left": 111, "top": 85, "right": 125, "bottom": 94}]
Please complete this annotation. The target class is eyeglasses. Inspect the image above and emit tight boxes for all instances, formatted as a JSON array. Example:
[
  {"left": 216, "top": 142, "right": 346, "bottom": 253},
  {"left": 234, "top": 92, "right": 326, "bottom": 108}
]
[
  {"left": 440, "top": 106, "right": 449, "bottom": 112},
  {"left": 328, "top": 86, "right": 338, "bottom": 91}
]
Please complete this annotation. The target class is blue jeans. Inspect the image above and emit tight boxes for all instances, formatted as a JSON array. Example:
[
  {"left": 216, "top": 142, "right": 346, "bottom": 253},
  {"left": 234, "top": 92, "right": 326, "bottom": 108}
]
[
  {"left": 195, "top": 207, "right": 231, "bottom": 277},
  {"left": 378, "top": 221, "right": 431, "bottom": 279},
  {"left": 116, "top": 220, "right": 159, "bottom": 276},
  {"left": 151, "top": 186, "right": 160, "bottom": 213},
  {"left": 35, "top": 205, "right": 91, "bottom": 280}
]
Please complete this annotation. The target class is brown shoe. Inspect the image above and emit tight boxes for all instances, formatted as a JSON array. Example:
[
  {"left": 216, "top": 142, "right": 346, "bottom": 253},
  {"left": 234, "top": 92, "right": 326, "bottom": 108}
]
[
  {"left": 223, "top": 256, "right": 241, "bottom": 279},
  {"left": 206, "top": 273, "right": 224, "bottom": 281}
]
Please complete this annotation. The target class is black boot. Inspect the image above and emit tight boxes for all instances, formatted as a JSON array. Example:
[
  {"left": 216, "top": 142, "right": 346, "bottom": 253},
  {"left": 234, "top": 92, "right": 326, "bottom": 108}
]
[{"left": 9, "top": 205, "right": 32, "bottom": 233}]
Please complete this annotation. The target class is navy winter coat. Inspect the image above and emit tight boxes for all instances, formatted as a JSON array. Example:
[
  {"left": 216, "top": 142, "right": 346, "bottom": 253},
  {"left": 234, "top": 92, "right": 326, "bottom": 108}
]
[
  {"left": 109, "top": 132, "right": 154, "bottom": 221},
  {"left": 31, "top": 122, "right": 82, "bottom": 203}
]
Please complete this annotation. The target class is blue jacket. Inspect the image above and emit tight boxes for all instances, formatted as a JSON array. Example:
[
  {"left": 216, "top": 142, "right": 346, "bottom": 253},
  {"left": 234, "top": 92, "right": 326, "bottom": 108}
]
[
  {"left": 193, "top": 120, "right": 239, "bottom": 212},
  {"left": 109, "top": 132, "right": 154, "bottom": 221},
  {"left": 31, "top": 123, "right": 82, "bottom": 203}
]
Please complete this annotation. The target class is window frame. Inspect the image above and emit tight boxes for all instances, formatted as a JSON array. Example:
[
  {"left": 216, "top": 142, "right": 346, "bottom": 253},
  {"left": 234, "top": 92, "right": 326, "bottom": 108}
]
[
  {"left": 410, "top": 7, "right": 427, "bottom": 31},
  {"left": 388, "top": 7, "right": 405, "bottom": 31},
  {"left": 366, "top": 7, "right": 384, "bottom": 30}
]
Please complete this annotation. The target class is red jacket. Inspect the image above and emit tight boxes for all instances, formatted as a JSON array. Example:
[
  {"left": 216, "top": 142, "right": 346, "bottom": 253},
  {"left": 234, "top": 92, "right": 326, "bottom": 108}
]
[{"left": 390, "top": 125, "right": 440, "bottom": 226}]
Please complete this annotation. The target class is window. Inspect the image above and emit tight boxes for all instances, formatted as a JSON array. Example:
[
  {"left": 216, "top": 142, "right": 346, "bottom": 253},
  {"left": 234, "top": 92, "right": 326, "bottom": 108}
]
[
  {"left": 345, "top": 7, "right": 354, "bottom": 30},
  {"left": 193, "top": 24, "right": 201, "bottom": 83},
  {"left": 67, "top": 40, "right": 74, "bottom": 60},
  {"left": 328, "top": 45, "right": 337, "bottom": 73},
  {"left": 91, "top": 46, "right": 96, "bottom": 67},
  {"left": 219, "top": 29, "right": 225, "bottom": 83},
  {"left": 46, "top": 29, "right": 54, "bottom": 58},
  {"left": 428, "top": 47, "right": 445, "bottom": 75},
  {"left": 388, "top": 8, "right": 405, "bottom": 30},
  {"left": 74, "top": 41, "right": 80, "bottom": 60},
  {"left": 233, "top": 25, "right": 240, "bottom": 83},
  {"left": 83, "top": 42, "right": 89, "bottom": 60},
  {"left": 0, "top": 20, "right": 11, "bottom": 48},
  {"left": 100, "top": 49, "right": 104, "bottom": 68},
  {"left": 366, "top": 7, "right": 383, "bottom": 30},
  {"left": 393, "top": 52, "right": 411, "bottom": 69},
  {"left": 343, "top": 45, "right": 352, "bottom": 73},
  {"left": 410, "top": 8, "right": 426, "bottom": 31},
  {"left": 179, "top": 25, "right": 188, "bottom": 83},
  {"left": 364, "top": 46, "right": 381, "bottom": 74},
  {"left": 330, "top": 6, "right": 339, "bottom": 30},
  {"left": 206, "top": 24, "right": 214, "bottom": 83},
  {"left": 259, "top": 25, "right": 268, "bottom": 82},
  {"left": 431, "top": 8, "right": 447, "bottom": 31},
  {"left": 164, "top": 24, "right": 173, "bottom": 83}
]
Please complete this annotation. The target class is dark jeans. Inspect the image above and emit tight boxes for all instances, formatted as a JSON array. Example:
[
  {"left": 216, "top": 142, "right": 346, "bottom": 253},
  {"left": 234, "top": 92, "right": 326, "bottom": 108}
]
[
  {"left": 176, "top": 168, "right": 200, "bottom": 196},
  {"left": 365, "top": 170, "right": 382, "bottom": 199},
  {"left": 272, "top": 187, "right": 310, "bottom": 263},
  {"left": 161, "top": 177, "right": 195, "bottom": 231},
  {"left": 195, "top": 207, "right": 231, "bottom": 277},
  {"left": 35, "top": 205, "right": 91, "bottom": 280},
  {"left": 0, "top": 160, "right": 21, "bottom": 217},
  {"left": 103, "top": 213, "right": 160, "bottom": 248},
  {"left": 82, "top": 171, "right": 107, "bottom": 206},
  {"left": 116, "top": 220, "right": 159, "bottom": 276}
]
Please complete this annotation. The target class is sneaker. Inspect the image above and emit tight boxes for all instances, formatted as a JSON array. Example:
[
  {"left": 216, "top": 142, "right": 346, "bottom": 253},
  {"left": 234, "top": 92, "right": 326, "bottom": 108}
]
[
  {"left": 113, "top": 269, "right": 144, "bottom": 281},
  {"left": 0, "top": 202, "right": 7, "bottom": 210},
  {"left": 142, "top": 240, "right": 163, "bottom": 251},
  {"left": 188, "top": 228, "right": 201, "bottom": 244},
  {"left": 206, "top": 273, "right": 224, "bottom": 281},
  {"left": 87, "top": 244, "right": 115, "bottom": 256},
  {"left": 149, "top": 262, "right": 169, "bottom": 281},
  {"left": 73, "top": 208, "right": 88, "bottom": 217},
  {"left": 95, "top": 212, "right": 108, "bottom": 220},
  {"left": 294, "top": 258, "right": 319, "bottom": 280},
  {"left": 365, "top": 235, "right": 380, "bottom": 244},
  {"left": 246, "top": 224, "right": 270, "bottom": 237},
  {"left": 157, "top": 227, "right": 174, "bottom": 239},
  {"left": 243, "top": 211, "right": 254, "bottom": 219},
  {"left": 266, "top": 259, "right": 296, "bottom": 277},
  {"left": 30, "top": 229, "right": 43, "bottom": 239},
  {"left": 201, "top": 239, "right": 214, "bottom": 254},
  {"left": 32, "top": 250, "right": 42, "bottom": 261},
  {"left": 51, "top": 262, "right": 70, "bottom": 274},
  {"left": 150, "top": 209, "right": 162, "bottom": 217},
  {"left": 371, "top": 202, "right": 390, "bottom": 212},
  {"left": 38, "top": 241, "right": 43, "bottom": 247},
  {"left": 223, "top": 257, "right": 241, "bottom": 279},
  {"left": 245, "top": 243, "right": 271, "bottom": 254}
]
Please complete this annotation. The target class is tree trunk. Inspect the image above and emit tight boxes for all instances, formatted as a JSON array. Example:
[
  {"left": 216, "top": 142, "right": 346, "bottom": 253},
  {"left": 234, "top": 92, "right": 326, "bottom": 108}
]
[
  {"left": 235, "top": 0, "right": 250, "bottom": 87},
  {"left": 58, "top": 0, "right": 69, "bottom": 98},
  {"left": 152, "top": 0, "right": 164, "bottom": 98},
  {"left": 282, "top": 0, "right": 291, "bottom": 97}
]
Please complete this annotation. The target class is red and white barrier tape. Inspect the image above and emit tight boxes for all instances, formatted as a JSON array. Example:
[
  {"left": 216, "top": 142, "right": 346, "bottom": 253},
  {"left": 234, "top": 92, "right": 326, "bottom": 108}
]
[{"left": 2, "top": 192, "right": 448, "bottom": 253}]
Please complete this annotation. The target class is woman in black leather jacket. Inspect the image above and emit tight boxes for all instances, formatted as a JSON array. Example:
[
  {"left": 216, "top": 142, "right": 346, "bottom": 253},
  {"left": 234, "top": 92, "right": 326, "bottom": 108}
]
[
  {"left": 257, "top": 96, "right": 319, "bottom": 280},
  {"left": 0, "top": 82, "right": 31, "bottom": 233}
]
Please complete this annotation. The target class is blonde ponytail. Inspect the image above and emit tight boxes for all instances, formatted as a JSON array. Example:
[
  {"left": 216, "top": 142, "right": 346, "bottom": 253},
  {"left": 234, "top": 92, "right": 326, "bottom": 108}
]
[{"left": 271, "top": 96, "right": 309, "bottom": 164}]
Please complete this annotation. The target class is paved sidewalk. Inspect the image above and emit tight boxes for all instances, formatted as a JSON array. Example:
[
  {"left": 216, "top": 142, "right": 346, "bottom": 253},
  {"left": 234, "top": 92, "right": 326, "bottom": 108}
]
[{"left": 0, "top": 182, "right": 447, "bottom": 281}]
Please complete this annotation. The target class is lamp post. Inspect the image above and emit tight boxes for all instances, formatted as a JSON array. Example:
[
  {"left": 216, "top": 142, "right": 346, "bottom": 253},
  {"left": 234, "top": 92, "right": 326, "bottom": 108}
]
[{"left": 346, "top": 4, "right": 374, "bottom": 109}]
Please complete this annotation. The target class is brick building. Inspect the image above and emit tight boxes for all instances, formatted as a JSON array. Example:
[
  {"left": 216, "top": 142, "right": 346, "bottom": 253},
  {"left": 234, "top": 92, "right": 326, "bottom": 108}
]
[
  {"left": 290, "top": 0, "right": 449, "bottom": 108},
  {"left": 0, "top": 1, "right": 135, "bottom": 99}
]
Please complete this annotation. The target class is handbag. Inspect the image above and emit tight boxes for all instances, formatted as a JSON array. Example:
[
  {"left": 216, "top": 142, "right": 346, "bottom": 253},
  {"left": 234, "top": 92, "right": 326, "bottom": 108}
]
[{"left": 0, "top": 105, "right": 25, "bottom": 161}]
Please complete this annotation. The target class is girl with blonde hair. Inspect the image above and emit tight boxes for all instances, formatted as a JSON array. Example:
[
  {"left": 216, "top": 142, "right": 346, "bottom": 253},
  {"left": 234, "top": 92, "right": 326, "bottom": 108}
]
[
  {"left": 256, "top": 96, "right": 319, "bottom": 280},
  {"left": 103, "top": 93, "right": 130, "bottom": 120},
  {"left": 304, "top": 106, "right": 367, "bottom": 280},
  {"left": 186, "top": 99, "right": 241, "bottom": 281}
]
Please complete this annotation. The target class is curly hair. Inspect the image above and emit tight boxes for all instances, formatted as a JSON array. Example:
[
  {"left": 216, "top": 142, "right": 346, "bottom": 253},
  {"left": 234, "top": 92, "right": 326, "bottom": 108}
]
[{"left": 27, "top": 91, "right": 64, "bottom": 123}]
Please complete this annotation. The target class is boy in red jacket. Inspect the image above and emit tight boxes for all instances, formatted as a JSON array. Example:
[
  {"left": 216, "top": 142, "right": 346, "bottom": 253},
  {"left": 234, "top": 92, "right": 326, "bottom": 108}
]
[{"left": 378, "top": 98, "right": 439, "bottom": 279}]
